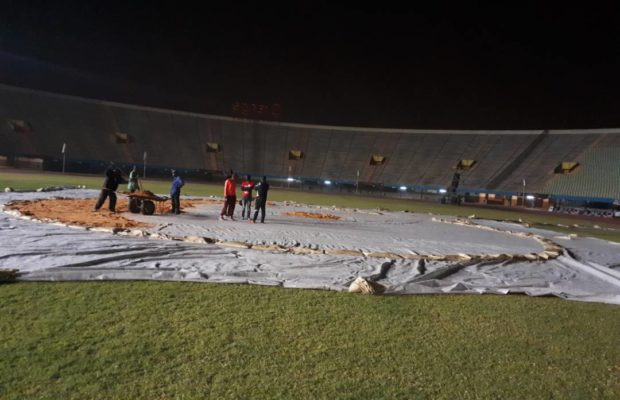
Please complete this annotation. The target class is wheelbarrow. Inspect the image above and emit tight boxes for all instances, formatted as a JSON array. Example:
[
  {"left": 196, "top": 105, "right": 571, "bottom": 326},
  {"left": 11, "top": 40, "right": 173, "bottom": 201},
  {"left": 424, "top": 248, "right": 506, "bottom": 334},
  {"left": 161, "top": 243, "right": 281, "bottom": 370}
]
[{"left": 125, "top": 191, "right": 169, "bottom": 215}]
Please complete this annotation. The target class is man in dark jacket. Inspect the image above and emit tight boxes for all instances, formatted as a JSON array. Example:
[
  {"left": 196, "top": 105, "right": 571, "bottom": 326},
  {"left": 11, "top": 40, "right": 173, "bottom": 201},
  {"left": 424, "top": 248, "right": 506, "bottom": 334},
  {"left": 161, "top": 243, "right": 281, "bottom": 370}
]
[
  {"left": 251, "top": 176, "right": 270, "bottom": 223},
  {"left": 94, "top": 168, "right": 126, "bottom": 212},
  {"left": 170, "top": 169, "right": 185, "bottom": 214}
]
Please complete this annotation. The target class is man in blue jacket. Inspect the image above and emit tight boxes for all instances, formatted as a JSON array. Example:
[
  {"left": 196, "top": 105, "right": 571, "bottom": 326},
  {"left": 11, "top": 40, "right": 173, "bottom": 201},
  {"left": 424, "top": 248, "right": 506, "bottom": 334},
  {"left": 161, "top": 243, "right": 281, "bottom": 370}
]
[{"left": 170, "top": 169, "right": 184, "bottom": 214}]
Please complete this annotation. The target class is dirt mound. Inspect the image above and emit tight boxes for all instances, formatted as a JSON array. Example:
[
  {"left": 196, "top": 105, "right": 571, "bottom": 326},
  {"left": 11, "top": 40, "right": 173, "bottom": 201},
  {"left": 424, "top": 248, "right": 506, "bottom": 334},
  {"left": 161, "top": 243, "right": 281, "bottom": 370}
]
[
  {"left": 6, "top": 197, "right": 229, "bottom": 228},
  {"left": 7, "top": 199, "right": 152, "bottom": 229},
  {"left": 132, "top": 190, "right": 156, "bottom": 197},
  {"left": 282, "top": 211, "right": 341, "bottom": 220}
]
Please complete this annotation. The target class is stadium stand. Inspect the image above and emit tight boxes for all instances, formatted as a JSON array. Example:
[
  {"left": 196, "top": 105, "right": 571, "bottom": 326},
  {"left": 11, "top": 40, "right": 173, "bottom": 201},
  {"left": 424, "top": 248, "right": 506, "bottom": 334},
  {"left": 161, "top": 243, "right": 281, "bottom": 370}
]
[
  {"left": 544, "top": 132, "right": 620, "bottom": 199},
  {"left": 1, "top": 84, "right": 619, "bottom": 200},
  {"left": 501, "top": 132, "right": 601, "bottom": 193}
]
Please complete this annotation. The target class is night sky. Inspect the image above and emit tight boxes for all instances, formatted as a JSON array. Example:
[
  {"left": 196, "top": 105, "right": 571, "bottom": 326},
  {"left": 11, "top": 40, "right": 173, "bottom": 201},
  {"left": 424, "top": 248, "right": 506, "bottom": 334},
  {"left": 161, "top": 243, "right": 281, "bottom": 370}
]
[{"left": 2, "top": 2, "right": 620, "bottom": 129}]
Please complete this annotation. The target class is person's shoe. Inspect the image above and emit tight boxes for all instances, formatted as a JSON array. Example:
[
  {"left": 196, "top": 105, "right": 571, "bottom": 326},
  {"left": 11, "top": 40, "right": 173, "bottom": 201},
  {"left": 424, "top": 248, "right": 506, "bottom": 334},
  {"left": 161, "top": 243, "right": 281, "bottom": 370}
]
[
  {"left": 249, "top": 220, "right": 255, "bottom": 224},
  {"left": 220, "top": 215, "right": 226, "bottom": 221},
  {"left": 229, "top": 216, "right": 235, "bottom": 221}
]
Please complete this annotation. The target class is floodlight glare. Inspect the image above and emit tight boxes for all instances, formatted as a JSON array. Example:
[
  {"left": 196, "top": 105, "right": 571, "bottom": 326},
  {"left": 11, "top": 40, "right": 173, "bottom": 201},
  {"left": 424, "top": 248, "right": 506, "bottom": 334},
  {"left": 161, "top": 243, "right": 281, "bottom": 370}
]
[
  {"left": 526, "top": 195, "right": 535, "bottom": 200},
  {"left": 439, "top": 188, "right": 448, "bottom": 194},
  {"left": 324, "top": 180, "right": 332, "bottom": 185},
  {"left": 287, "top": 177, "right": 294, "bottom": 182},
  {"left": 399, "top": 186, "right": 407, "bottom": 191}
]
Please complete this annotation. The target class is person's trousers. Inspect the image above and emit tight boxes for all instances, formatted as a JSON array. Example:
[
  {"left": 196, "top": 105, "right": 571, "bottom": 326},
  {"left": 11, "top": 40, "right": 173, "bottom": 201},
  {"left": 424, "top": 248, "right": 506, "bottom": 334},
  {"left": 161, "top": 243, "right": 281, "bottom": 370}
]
[
  {"left": 221, "top": 196, "right": 236, "bottom": 217},
  {"left": 171, "top": 191, "right": 181, "bottom": 214},
  {"left": 95, "top": 189, "right": 117, "bottom": 211},
  {"left": 241, "top": 197, "right": 252, "bottom": 219},
  {"left": 253, "top": 198, "right": 266, "bottom": 223}
]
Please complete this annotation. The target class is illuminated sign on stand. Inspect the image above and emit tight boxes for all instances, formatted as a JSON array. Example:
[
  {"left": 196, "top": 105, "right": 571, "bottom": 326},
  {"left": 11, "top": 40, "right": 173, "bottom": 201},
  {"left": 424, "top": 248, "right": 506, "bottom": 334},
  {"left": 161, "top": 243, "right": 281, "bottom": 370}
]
[{"left": 232, "top": 102, "right": 283, "bottom": 120}]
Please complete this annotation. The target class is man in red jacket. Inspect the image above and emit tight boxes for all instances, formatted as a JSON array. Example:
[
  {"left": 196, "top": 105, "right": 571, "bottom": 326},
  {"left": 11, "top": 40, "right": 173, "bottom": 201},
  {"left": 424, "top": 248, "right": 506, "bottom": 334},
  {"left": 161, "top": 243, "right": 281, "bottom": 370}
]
[
  {"left": 220, "top": 173, "right": 237, "bottom": 220},
  {"left": 240, "top": 175, "right": 255, "bottom": 220}
]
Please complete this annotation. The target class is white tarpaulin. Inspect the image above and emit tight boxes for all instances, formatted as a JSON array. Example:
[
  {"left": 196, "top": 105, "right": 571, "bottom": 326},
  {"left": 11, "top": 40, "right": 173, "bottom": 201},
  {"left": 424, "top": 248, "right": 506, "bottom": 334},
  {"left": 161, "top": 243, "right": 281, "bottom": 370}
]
[{"left": 1, "top": 189, "right": 619, "bottom": 305}]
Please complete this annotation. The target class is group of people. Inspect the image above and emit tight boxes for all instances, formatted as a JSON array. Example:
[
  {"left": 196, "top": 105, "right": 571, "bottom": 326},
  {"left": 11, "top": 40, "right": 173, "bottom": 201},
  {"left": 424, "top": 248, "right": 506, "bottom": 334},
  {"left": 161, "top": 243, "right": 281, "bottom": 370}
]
[
  {"left": 220, "top": 172, "right": 270, "bottom": 223},
  {"left": 94, "top": 165, "right": 183, "bottom": 213},
  {"left": 94, "top": 166, "right": 268, "bottom": 222}
]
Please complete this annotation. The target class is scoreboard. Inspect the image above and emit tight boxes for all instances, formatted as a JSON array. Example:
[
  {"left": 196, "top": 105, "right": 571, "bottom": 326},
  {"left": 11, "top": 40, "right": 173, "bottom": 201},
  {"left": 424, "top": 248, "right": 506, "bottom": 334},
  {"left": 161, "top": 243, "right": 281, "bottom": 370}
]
[{"left": 232, "top": 102, "right": 283, "bottom": 120}]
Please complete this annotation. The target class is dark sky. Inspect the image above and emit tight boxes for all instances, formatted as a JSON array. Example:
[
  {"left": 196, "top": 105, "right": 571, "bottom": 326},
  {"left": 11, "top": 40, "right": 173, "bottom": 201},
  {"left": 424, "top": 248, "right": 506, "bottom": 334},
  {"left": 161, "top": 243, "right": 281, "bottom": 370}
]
[{"left": 2, "top": 2, "right": 620, "bottom": 129}]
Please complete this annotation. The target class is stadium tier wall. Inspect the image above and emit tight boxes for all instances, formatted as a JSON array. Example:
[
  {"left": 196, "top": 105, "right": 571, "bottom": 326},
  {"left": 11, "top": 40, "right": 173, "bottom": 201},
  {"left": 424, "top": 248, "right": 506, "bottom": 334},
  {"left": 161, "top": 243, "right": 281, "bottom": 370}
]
[{"left": 1, "top": 84, "right": 619, "bottom": 199}]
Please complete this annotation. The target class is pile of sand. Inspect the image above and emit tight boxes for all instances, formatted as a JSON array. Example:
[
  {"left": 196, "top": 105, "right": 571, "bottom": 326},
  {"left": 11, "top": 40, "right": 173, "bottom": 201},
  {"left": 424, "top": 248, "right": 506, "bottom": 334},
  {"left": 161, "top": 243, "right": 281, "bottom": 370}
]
[
  {"left": 124, "top": 190, "right": 157, "bottom": 197},
  {"left": 6, "top": 197, "right": 237, "bottom": 228},
  {"left": 282, "top": 211, "right": 341, "bottom": 220},
  {"left": 8, "top": 199, "right": 150, "bottom": 229}
]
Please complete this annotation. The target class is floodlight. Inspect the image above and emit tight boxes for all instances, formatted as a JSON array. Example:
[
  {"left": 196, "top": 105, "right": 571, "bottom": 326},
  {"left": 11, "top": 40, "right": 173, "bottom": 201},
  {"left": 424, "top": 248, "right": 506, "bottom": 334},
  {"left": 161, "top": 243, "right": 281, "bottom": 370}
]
[
  {"left": 324, "top": 180, "right": 332, "bottom": 185},
  {"left": 439, "top": 188, "right": 448, "bottom": 194}
]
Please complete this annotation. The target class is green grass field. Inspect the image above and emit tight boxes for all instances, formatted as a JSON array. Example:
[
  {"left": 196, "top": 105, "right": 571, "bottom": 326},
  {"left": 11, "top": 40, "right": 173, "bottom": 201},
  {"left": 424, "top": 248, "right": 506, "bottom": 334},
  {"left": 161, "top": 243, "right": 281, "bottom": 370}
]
[
  {"left": 1, "top": 282, "right": 619, "bottom": 399},
  {"left": 1, "top": 169, "right": 620, "bottom": 398}
]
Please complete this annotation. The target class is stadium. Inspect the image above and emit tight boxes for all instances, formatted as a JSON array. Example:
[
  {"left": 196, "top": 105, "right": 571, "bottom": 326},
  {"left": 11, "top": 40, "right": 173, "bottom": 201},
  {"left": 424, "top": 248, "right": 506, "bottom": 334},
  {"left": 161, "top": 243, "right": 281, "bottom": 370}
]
[
  {"left": 3, "top": 4, "right": 620, "bottom": 397},
  {"left": 1, "top": 82, "right": 620, "bottom": 398}
]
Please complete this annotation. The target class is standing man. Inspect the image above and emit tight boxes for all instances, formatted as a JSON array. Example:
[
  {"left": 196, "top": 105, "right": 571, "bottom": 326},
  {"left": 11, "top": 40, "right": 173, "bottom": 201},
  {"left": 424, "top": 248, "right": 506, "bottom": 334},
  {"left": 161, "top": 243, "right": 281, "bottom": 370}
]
[
  {"left": 128, "top": 165, "right": 140, "bottom": 193},
  {"left": 220, "top": 173, "right": 237, "bottom": 220},
  {"left": 240, "top": 175, "right": 255, "bottom": 220},
  {"left": 252, "top": 176, "right": 270, "bottom": 224},
  {"left": 170, "top": 169, "right": 184, "bottom": 214},
  {"left": 94, "top": 167, "right": 126, "bottom": 212}
]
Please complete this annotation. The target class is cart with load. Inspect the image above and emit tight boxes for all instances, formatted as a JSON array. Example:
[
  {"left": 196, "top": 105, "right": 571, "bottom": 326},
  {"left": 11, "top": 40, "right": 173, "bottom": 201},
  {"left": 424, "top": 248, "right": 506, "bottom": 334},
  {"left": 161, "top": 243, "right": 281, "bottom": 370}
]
[{"left": 124, "top": 191, "right": 169, "bottom": 215}]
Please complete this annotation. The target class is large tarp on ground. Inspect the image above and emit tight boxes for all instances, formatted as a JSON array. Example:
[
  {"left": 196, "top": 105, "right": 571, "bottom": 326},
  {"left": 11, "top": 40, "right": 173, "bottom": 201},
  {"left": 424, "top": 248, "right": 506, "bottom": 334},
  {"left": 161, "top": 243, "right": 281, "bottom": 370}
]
[{"left": 1, "top": 189, "right": 619, "bottom": 305}]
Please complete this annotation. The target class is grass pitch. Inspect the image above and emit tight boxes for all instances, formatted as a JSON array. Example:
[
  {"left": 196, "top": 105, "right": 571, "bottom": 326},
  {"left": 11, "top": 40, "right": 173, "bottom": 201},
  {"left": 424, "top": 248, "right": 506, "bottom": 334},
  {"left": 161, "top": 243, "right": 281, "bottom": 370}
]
[{"left": 1, "top": 282, "right": 619, "bottom": 399}]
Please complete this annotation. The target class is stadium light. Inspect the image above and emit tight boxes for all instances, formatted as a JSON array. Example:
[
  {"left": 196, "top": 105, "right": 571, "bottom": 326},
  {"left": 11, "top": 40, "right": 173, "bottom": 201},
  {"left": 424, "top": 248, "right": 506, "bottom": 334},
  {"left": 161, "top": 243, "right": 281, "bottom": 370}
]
[
  {"left": 287, "top": 177, "right": 294, "bottom": 182},
  {"left": 324, "top": 180, "right": 332, "bottom": 185},
  {"left": 526, "top": 195, "right": 535, "bottom": 200},
  {"left": 399, "top": 186, "right": 407, "bottom": 191},
  {"left": 439, "top": 188, "right": 448, "bottom": 194}
]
